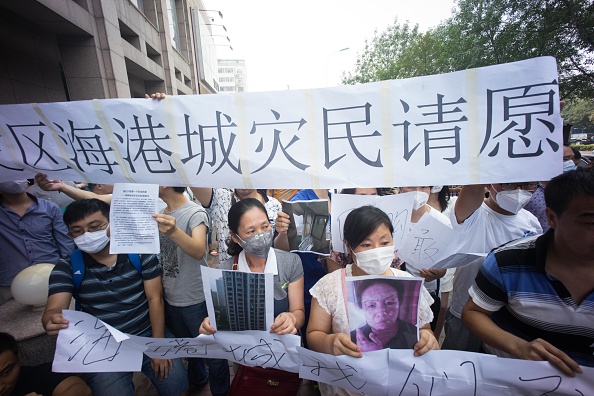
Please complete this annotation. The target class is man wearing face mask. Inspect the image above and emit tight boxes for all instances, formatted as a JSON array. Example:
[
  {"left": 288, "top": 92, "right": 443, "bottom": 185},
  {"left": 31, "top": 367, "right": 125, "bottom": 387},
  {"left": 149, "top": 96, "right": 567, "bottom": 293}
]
[
  {"left": 42, "top": 199, "right": 189, "bottom": 396},
  {"left": 525, "top": 144, "right": 576, "bottom": 232},
  {"left": 0, "top": 179, "right": 74, "bottom": 304},
  {"left": 441, "top": 182, "right": 542, "bottom": 352}
]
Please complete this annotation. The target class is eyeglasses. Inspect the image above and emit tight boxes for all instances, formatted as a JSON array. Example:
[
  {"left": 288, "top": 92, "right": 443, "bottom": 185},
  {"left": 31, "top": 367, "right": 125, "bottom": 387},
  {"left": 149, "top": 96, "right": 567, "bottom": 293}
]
[
  {"left": 69, "top": 222, "right": 108, "bottom": 238},
  {"left": 496, "top": 183, "right": 538, "bottom": 191}
]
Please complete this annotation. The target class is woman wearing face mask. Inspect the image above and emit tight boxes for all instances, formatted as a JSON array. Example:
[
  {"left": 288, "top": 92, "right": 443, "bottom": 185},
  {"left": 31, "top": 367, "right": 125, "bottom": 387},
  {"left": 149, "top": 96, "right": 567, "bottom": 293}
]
[
  {"left": 307, "top": 206, "right": 437, "bottom": 396},
  {"left": 199, "top": 198, "right": 305, "bottom": 336}
]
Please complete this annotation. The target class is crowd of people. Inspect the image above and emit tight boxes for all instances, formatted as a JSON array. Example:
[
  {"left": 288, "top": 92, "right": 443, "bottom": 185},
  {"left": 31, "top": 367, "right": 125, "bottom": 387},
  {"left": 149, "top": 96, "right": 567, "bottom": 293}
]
[{"left": 0, "top": 147, "right": 593, "bottom": 395}]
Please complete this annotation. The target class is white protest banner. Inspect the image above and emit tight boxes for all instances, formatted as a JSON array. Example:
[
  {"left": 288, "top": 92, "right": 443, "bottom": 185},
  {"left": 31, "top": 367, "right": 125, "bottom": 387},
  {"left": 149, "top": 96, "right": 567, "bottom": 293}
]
[
  {"left": 53, "top": 310, "right": 143, "bottom": 373},
  {"left": 201, "top": 267, "right": 275, "bottom": 331},
  {"left": 109, "top": 183, "right": 160, "bottom": 254},
  {"left": 397, "top": 212, "right": 458, "bottom": 269},
  {"left": 297, "top": 346, "right": 390, "bottom": 396},
  {"left": 331, "top": 193, "right": 414, "bottom": 253},
  {"left": 54, "top": 311, "right": 594, "bottom": 395},
  {"left": 388, "top": 349, "right": 594, "bottom": 396},
  {"left": 0, "top": 57, "right": 562, "bottom": 187}
]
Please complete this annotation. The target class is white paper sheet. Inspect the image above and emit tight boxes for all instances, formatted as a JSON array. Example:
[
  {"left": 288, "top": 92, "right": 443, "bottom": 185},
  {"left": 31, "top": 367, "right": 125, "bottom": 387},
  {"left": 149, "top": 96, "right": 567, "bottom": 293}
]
[
  {"left": 201, "top": 266, "right": 274, "bottom": 331},
  {"left": 109, "top": 183, "right": 160, "bottom": 254},
  {"left": 397, "top": 212, "right": 457, "bottom": 270},
  {"left": 53, "top": 310, "right": 143, "bottom": 373}
]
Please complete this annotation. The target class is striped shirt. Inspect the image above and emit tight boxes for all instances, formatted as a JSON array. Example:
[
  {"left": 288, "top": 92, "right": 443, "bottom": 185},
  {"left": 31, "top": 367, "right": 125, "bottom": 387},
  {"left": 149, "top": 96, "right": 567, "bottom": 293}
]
[
  {"left": 48, "top": 252, "right": 161, "bottom": 335},
  {"left": 469, "top": 230, "right": 594, "bottom": 367}
]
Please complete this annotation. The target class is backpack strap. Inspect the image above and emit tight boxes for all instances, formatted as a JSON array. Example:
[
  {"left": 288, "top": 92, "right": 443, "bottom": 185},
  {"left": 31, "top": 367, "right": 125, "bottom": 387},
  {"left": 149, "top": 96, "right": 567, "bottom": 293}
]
[
  {"left": 70, "top": 251, "right": 142, "bottom": 311},
  {"left": 70, "top": 249, "right": 85, "bottom": 311},
  {"left": 128, "top": 254, "right": 142, "bottom": 274}
]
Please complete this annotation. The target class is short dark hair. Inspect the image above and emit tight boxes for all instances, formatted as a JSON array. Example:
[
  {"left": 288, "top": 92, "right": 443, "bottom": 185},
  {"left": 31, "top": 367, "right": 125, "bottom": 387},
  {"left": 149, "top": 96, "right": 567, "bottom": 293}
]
[
  {"left": 226, "top": 198, "right": 269, "bottom": 256},
  {"left": 63, "top": 199, "right": 110, "bottom": 226},
  {"left": 571, "top": 147, "right": 582, "bottom": 160},
  {"left": 0, "top": 332, "right": 18, "bottom": 356},
  {"left": 354, "top": 279, "right": 402, "bottom": 309},
  {"left": 545, "top": 167, "right": 594, "bottom": 217},
  {"left": 172, "top": 187, "right": 187, "bottom": 194},
  {"left": 343, "top": 205, "right": 394, "bottom": 249},
  {"left": 340, "top": 188, "right": 383, "bottom": 195}
]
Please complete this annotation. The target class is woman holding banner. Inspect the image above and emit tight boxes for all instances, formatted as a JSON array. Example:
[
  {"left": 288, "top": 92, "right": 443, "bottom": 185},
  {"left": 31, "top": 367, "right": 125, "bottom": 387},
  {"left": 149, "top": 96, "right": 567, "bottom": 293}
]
[
  {"left": 198, "top": 198, "right": 305, "bottom": 394},
  {"left": 306, "top": 205, "right": 438, "bottom": 396}
]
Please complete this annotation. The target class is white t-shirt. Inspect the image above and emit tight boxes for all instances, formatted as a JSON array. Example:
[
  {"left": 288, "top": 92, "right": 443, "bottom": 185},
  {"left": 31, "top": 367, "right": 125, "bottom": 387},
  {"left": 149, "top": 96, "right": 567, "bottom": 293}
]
[{"left": 448, "top": 202, "right": 542, "bottom": 317}]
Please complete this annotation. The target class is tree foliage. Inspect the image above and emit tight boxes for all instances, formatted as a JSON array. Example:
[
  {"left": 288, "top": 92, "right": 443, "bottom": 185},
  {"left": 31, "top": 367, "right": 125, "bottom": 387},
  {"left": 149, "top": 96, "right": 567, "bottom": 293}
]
[
  {"left": 343, "top": 0, "right": 594, "bottom": 98},
  {"left": 561, "top": 98, "right": 594, "bottom": 128}
]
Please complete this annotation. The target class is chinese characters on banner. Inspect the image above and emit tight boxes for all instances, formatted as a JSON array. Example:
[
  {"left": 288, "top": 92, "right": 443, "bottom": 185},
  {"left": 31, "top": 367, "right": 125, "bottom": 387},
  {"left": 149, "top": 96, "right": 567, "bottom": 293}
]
[{"left": 0, "top": 57, "right": 562, "bottom": 187}]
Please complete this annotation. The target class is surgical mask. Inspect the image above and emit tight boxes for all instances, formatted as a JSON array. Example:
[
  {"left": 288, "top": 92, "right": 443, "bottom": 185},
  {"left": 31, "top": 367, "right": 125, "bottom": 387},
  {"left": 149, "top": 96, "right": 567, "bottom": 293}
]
[
  {"left": 353, "top": 246, "right": 395, "bottom": 275},
  {"left": 237, "top": 229, "right": 274, "bottom": 258},
  {"left": 493, "top": 188, "right": 532, "bottom": 215},
  {"left": 412, "top": 191, "right": 429, "bottom": 210},
  {"left": 563, "top": 160, "right": 576, "bottom": 173},
  {"left": 430, "top": 186, "right": 443, "bottom": 193},
  {"left": 0, "top": 180, "right": 29, "bottom": 194},
  {"left": 74, "top": 226, "right": 110, "bottom": 254}
]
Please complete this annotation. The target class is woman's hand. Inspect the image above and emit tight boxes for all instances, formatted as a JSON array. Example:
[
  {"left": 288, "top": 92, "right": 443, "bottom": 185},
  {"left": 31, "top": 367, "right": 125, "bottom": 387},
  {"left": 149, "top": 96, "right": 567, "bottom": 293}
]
[
  {"left": 414, "top": 328, "right": 439, "bottom": 356},
  {"left": 274, "top": 211, "right": 290, "bottom": 235},
  {"left": 145, "top": 92, "right": 166, "bottom": 100},
  {"left": 330, "top": 333, "right": 362, "bottom": 358},
  {"left": 199, "top": 317, "right": 216, "bottom": 335},
  {"left": 355, "top": 328, "right": 383, "bottom": 352},
  {"left": 270, "top": 312, "right": 297, "bottom": 335}
]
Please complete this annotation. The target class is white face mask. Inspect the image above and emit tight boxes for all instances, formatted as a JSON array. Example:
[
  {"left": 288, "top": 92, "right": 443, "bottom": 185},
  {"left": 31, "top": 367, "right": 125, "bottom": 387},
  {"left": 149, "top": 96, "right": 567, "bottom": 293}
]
[
  {"left": 0, "top": 180, "right": 29, "bottom": 194},
  {"left": 563, "top": 160, "right": 576, "bottom": 173},
  {"left": 412, "top": 191, "right": 429, "bottom": 210},
  {"left": 493, "top": 188, "right": 532, "bottom": 214},
  {"left": 430, "top": 186, "right": 443, "bottom": 193},
  {"left": 353, "top": 246, "right": 395, "bottom": 275},
  {"left": 74, "top": 226, "right": 110, "bottom": 254}
]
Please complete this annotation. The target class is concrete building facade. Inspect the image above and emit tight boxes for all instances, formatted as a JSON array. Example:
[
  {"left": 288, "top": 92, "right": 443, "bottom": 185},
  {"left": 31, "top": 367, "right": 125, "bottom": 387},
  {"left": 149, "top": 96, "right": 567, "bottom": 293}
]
[
  {"left": 0, "top": 0, "right": 221, "bottom": 105},
  {"left": 217, "top": 58, "right": 246, "bottom": 93}
]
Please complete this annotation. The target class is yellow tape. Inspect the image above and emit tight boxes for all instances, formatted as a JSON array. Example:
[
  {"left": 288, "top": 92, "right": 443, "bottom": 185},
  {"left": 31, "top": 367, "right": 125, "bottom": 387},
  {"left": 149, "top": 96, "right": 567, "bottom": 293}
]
[
  {"left": 32, "top": 103, "right": 90, "bottom": 183},
  {"left": 466, "top": 68, "right": 481, "bottom": 184}
]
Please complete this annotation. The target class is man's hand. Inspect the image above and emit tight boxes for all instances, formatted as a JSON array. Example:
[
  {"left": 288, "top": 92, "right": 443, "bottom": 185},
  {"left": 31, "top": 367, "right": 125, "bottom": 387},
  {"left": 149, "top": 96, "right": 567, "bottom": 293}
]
[
  {"left": 34, "top": 173, "right": 64, "bottom": 192},
  {"left": 515, "top": 338, "right": 582, "bottom": 377},
  {"left": 274, "top": 211, "right": 290, "bottom": 235},
  {"left": 145, "top": 93, "right": 166, "bottom": 100},
  {"left": 419, "top": 268, "right": 446, "bottom": 282},
  {"left": 45, "top": 313, "right": 69, "bottom": 336},
  {"left": 150, "top": 358, "right": 173, "bottom": 381},
  {"left": 152, "top": 214, "right": 177, "bottom": 237}
]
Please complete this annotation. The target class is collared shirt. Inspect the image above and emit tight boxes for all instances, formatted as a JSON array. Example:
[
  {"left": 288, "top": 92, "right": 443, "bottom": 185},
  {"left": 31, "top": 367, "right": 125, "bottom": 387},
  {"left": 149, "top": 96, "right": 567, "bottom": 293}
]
[
  {"left": 0, "top": 194, "right": 74, "bottom": 286},
  {"left": 237, "top": 248, "right": 278, "bottom": 275},
  {"left": 49, "top": 252, "right": 161, "bottom": 335},
  {"left": 470, "top": 230, "right": 594, "bottom": 367}
]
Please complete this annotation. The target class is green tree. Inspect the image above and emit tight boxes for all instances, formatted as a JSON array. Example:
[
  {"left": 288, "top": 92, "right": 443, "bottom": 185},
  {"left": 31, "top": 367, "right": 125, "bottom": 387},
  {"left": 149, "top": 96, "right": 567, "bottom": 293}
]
[
  {"left": 343, "top": 0, "right": 594, "bottom": 98},
  {"left": 562, "top": 98, "right": 594, "bottom": 129}
]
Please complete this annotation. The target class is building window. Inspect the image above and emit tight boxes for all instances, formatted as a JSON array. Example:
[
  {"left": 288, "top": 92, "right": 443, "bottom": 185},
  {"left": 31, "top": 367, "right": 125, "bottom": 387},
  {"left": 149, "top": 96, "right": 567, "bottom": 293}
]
[{"left": 167, "top": 0, "right": 181, "bottom": 50}]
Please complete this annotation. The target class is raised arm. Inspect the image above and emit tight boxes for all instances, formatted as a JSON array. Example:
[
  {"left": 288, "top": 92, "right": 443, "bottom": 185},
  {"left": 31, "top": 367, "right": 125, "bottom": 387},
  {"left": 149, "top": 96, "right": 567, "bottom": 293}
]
[
  {"left": 453, "top": 184, "right": 487, "bottom": 224},
  {"left": 152, "top": 214, "right": 207, "bottom": 260},
  {"left": 189, "top": 187, "right": 213, "bottom": 208},
  {"left": 35, "top": 173, "right": 111, "bottom": 204}
]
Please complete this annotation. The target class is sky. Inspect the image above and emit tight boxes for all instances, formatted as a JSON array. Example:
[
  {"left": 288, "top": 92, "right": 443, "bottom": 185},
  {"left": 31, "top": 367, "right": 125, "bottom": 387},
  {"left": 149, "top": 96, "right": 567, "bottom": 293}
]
[{"left": 203, "top": 0, "right": 457, "bottom": 92}]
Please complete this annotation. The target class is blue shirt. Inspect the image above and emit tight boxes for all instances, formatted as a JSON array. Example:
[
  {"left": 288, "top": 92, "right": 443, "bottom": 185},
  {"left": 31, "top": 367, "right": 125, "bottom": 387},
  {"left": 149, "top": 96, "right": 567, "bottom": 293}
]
[{"left": 0, "top": 194, "right": 74, "bottom": 286}]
